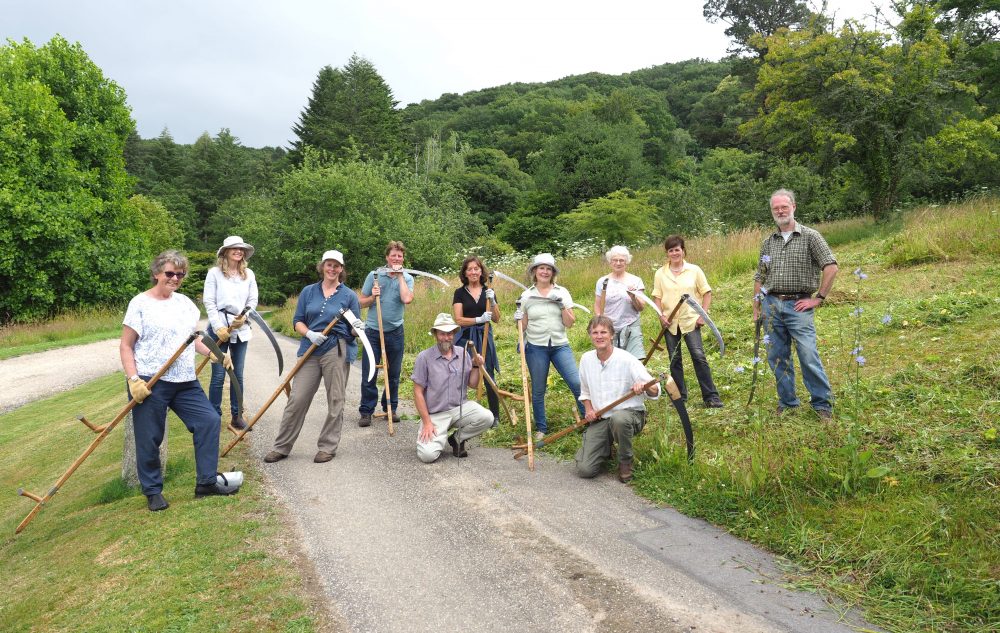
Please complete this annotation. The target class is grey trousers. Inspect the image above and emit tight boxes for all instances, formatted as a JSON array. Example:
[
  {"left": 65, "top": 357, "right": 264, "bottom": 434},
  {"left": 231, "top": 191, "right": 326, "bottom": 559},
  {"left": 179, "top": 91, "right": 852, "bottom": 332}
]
[
  {"left": 575, "top": 408, "right": 645, "bottom": 478},
  {"left": 271, "top": 340, "right": 350, "bottom": 456}
]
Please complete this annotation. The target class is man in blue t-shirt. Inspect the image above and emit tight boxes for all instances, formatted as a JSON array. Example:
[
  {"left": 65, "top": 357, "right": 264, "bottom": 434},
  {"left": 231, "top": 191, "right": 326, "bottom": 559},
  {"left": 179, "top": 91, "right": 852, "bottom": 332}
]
[{"left": 358, "top": 240, "right": 414, "bottom": 426}]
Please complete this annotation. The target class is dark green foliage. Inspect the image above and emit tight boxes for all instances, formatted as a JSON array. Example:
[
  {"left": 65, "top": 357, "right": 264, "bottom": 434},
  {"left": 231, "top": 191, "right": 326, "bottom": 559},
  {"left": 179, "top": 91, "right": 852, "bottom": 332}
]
[
  {"left": 0, "top": 36, "right": 145, "bottom": 323},
  {"left": 703, "top": 0, "right": 812, "bottom": 56}
]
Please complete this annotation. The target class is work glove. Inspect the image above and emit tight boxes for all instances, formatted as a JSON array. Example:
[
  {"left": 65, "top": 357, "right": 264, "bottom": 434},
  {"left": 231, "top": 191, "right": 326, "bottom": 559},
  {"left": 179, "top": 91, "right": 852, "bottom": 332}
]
[
  {"left": 214, "top": 326, "right": 231, "bottom": 343},
  {"left": 230, "top": 315, "right": 247, "bottom": 330},
  {"left": 484, "top": 288, "right": 495, "bottom": 302},
  {"left": 210, "top": 351, "right": 234, "bottom": 370},
  {"left": 305, "top": 330, "right": 328, "bottom": 346},
  {"left": 475, "top": 311, "right": 493, "bottom": 324},
  {"left": 513, "top": 308, "right": 524, "bottom": 321},
  {"left": 557, "top": 294, "right": 570, "bottom": 310},
  {"left": 128, "top": 377, "right": 151, "bottom": 404}
]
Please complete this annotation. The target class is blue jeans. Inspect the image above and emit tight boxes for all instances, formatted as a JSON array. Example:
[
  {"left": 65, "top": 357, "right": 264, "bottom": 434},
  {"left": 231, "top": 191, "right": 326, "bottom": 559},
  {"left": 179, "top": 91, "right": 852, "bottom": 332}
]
[
  {"left": 129, "top": 378, "right": 221, "bottom": 496},
  {"left": 207, "top": 325, "right": 248, "bottom": 418},
  {"left": 360, "top": 325, "right": 404, "bottom": 415},
  {"left": 524, "top": 342, "right": 584, "bottom": 434},
  {"left": 664, "top": 326, "right": 720, "bottom": 403},
  {"left": 762, "top": 295, "right": 833, "bottom": 412}
]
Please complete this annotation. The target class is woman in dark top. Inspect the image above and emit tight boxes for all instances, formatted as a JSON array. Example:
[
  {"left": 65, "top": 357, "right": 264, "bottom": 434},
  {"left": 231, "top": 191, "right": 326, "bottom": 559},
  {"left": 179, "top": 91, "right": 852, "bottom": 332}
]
[{"left": 452, "top": 255, "right": 502, "bottom": 426}]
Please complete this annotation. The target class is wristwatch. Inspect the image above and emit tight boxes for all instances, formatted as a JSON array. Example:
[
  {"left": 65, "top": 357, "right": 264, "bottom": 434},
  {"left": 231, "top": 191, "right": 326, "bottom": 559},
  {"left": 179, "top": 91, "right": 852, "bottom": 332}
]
[
  {"left": 816, "top": 294, "right": 826, "bottom": 303},
  {"left": 129, "top": 375, "right": 141, "bottom": 382}
]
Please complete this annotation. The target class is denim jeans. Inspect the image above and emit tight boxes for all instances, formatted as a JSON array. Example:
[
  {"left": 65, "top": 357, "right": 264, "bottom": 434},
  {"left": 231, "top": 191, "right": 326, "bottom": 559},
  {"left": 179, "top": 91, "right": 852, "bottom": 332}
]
[
  {"left": 664, "top": 326, "right": 720, "bottom": 403},
  {"left": 523, "top": 342, "right": 584, "bottom": 434},
  {"left": 129, "top": 378, "right": 221, "bottom": 495},
  {"left": 762, "top": 295, "right": 833, "bottom": 412},
  {"left": 360, "top": 325, "right": 404, "bottom": 415},
  {"left": 207, "top": 324, "right": 248, "bottom": 418}
]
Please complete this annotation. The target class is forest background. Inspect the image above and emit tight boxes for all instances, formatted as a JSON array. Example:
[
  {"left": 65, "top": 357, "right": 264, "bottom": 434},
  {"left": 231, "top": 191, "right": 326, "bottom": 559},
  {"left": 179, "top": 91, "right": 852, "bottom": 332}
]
[{"left": 1, "top": 0, "right": 997, "bottom": 322}]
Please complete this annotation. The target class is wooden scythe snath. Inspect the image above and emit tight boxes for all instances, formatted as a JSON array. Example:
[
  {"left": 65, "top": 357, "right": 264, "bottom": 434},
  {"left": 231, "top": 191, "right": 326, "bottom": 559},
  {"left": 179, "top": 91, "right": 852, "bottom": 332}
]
[
  {"left": 15, "top": 332, "right": 199, "bottom": 534},
  {"left": 514, "top": 303, "right": 535, "bottom": 470},
  {"left": 642, "top": 295, "right": 687, "bottom": 366},
  {"left": 370, "top": 276, "right": 395, "bottom": 436},
  {"left": 220, "top": 310, "right": 346, "bottom": 456}
]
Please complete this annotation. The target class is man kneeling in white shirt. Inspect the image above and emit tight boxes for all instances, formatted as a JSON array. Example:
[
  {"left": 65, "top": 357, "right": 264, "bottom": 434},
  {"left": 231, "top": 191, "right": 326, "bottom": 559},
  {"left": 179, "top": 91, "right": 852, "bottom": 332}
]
[{"left": 577, "top": 315, "right": 660, "bottom": 483}]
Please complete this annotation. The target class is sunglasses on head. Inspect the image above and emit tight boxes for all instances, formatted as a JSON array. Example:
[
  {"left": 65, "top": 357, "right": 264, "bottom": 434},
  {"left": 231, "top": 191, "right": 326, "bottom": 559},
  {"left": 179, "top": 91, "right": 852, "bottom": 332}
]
[{"left": 163, "top": 271, "right": 187, "bottom": 279}]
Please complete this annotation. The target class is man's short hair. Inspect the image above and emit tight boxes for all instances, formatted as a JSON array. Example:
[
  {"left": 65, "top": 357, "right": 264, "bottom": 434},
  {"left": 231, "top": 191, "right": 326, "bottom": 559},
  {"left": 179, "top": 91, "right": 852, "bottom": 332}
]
[
  {"left": 771, "top": 188, "right": 796, "bottom": 205},
  {"left": 385, "top": 240, "right": 406, "bottom": 256},
  {"left": 587, "top": 315, "right": 615, "bottom": 335}
]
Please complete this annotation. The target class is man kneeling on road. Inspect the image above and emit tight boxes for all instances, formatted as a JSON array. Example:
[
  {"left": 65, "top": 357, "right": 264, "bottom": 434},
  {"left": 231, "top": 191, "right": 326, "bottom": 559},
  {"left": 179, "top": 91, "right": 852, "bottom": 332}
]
[
  {"left": 414, "top": 313, "right": 494, "bottom": 463},
  {"left": 577, "top": 315, "right": 660, "bottom": 483}
]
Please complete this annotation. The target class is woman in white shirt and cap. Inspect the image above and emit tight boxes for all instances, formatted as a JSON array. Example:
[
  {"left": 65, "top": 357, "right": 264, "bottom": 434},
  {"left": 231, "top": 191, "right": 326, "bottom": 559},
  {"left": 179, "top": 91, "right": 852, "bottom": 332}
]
[{"left": 204, "top": 236, "right": 258, "bottom": 430}]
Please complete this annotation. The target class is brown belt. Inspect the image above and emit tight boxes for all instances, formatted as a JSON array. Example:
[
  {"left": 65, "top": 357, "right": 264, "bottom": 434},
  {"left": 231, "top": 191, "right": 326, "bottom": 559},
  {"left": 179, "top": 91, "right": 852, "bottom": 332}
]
[{"left": 771, "top": 293, "right": 812, "bottom": 300}]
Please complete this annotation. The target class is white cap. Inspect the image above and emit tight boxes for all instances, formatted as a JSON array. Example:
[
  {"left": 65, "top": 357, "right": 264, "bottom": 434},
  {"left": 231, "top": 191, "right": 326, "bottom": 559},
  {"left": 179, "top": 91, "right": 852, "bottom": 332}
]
[{"left": 320, "top": 250, "right": 345, "bottom": 265}]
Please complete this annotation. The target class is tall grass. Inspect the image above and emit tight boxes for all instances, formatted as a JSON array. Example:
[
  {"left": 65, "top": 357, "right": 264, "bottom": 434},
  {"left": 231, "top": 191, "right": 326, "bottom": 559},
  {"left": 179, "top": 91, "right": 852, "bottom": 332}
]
[
  {"left": 0, "top": 306, "right": 123, "bottom": 360},
  {"left": 886, "top": 198, "right": 1000, "bottom": 267}
]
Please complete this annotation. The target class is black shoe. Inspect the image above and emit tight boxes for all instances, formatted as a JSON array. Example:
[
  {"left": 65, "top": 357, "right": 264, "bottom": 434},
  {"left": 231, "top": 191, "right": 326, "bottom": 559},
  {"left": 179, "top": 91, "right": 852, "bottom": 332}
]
[
  {"left": 385, "top": 410, "right": 401, "bottom": 424},
  {"left": 705, "top": 398, "right": 724, "bottom": 408},
  {"left": 358, "top": 414, "right": 372, "bottom": 427},
  {"left": 147, "top": 493, "right": 169, "bottom": 511},
  {"left": 195, "top": 480, "right": 240, "bottom": 498},
  {"left": 230, "top": 415, "right": 249, "bottom": 431},
  {"left": 448, "top": 434, "right": 468, "bottom": 458}
]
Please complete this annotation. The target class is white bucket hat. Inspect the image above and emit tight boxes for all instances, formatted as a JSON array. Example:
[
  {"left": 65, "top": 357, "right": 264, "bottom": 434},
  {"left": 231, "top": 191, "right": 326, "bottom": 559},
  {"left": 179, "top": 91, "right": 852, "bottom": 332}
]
[
  {"left": 429, "top": 313, "right": 460, "bottom": 334},
  {"left": 527, "top": 252, "right": 558, "bottom": 276},
  {"left": 320, "top": 250, "right": 345, "bottom": 266},
  {"left": 217, "top": 235, "right": 255, "bottom": 259}
]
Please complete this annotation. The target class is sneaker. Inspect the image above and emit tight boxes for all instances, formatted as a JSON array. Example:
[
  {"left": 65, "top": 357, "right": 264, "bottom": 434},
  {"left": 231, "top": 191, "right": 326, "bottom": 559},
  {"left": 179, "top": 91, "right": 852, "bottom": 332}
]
[
  {"left": 195, "top": 480, "right": 240, "bottom": 498},
  {"left": 533, "top": 431, "right": 545, "bottom": 442},
  {"left": 705, "top": 398, "right": 725, "bottom": 408},
  {"left": 147, "top": 493, "right": 169, "bottom": 511},
  {"left": 263, "top": 450, "right": 287, "bottom": 463},
  {"left": 816, "top": 409, "right": 833, "bottom": 420},
  {"left": 358, "top": 414, "right": 372, "bottom": 428},
  {"left": 618, "top": 460, "right": 634, "bottom": 483},
  {"left": 314, "top": 451, "right": 335, "bottom": 463}
]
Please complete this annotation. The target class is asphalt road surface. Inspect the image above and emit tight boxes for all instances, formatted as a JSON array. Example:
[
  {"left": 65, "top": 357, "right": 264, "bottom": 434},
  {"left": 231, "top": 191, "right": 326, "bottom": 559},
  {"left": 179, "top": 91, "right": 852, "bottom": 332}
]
[{"left": 2, "top": 333, "right": 879, "bottom": 633}]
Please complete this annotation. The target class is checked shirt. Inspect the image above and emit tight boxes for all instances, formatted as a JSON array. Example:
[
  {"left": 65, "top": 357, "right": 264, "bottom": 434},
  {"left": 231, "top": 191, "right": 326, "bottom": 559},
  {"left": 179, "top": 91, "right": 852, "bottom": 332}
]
[{"left": 754, "top": 222, "right": 836, "bottom": 294}]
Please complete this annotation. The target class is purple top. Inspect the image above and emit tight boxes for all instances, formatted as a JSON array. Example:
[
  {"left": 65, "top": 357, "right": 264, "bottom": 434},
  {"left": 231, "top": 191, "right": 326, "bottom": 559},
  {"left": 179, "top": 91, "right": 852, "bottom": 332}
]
[{"left": 411, "top": 345, "right": 474, "bottom": 414}]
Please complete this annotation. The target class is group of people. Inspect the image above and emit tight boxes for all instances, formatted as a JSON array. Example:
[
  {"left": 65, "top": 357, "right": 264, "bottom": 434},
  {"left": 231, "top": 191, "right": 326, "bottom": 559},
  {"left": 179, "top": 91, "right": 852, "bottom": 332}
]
[{"left": 120, "top": 188, "right": 838, "bottom": 510}]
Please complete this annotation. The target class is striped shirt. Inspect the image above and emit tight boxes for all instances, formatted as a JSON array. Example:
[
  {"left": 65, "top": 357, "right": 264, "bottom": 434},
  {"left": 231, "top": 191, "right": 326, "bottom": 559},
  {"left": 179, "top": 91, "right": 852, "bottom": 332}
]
[{"left": 754, "top": 222, "right": 836, "bottom": 294}]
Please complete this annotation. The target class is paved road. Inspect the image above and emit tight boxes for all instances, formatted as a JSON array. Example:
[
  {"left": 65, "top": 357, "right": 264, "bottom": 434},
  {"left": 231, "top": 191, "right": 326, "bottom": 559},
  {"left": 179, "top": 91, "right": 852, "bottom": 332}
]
[{"left": 1, "top": 335, "right": 878, "bottom": 633}]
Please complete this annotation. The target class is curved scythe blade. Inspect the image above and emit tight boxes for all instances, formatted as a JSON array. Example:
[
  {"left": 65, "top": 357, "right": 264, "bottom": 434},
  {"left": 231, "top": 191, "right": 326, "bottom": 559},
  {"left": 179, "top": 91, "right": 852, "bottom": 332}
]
[
  {"left": 491, "top": 269, "right": 528, "bottom": 292},
  {"left": 247, "top": 309, "right": 285, "bottom": 375},
  {"left": 682, "top": 295, "right": 725, "bottom": 356},
  {"left": 342, "top": 308, "right": 377, "bottom": 383},
  {"left": 199, "top": 331, "right": 243, "bottom": 415},
  {"left": 377, "top": 267, "right": 451, "bottom": 288},
  {"left": 627, "top": 289, "right": 663, "bottom": 317}
]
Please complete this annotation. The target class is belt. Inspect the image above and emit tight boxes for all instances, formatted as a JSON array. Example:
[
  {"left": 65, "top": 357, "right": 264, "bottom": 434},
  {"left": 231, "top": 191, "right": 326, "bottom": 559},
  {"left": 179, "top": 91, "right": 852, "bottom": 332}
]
[{"left": 771, "top": 293, "right": 812, "bottom": 300}]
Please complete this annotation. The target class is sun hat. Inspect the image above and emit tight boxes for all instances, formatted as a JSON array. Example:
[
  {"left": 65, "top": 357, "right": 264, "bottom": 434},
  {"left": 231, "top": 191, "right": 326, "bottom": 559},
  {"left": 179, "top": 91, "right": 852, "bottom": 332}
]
[
  {"left": 320, "top": 250, "right": 345, "bottom": 265},
  {"left": 527, "top": 252, "right": 558, "bottom": 276},
  {"left": 217, "top": 236, "right": 255, "bottom": 259},
  {"left": 429, "top": 313, "right": 460, "bottom": 334}
]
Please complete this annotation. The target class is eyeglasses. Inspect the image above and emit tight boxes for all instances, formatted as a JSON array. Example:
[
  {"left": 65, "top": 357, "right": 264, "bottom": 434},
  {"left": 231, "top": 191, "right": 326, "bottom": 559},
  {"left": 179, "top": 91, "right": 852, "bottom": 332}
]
[{"left": 163, "top": 271, "right": 187, "bottom": 279}]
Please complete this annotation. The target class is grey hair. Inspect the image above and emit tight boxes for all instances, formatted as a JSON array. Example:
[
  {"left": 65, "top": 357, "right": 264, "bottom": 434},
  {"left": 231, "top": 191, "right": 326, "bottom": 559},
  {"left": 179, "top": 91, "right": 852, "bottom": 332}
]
[
  {"left": 150, "top": 250, "right": 188, "bottom": 283},
  {"left": 771, "top": 188, "right": 796, "bottom": 205},
  {"left": 605, "top": 245, "right": 632, "bottom": 264}
]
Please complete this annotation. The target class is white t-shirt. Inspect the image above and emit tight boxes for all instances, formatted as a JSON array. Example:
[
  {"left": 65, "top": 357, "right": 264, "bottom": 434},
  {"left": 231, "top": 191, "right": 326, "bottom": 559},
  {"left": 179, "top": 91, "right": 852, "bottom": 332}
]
[
  {"left": 595, "top": 272, "right": 645, "bottom": 330},
  {"left": 579, "top": 347, "right": 659, "bottom": 414},
  {"left": 123, "top": 292, "right": 200, "bottom": 382}
]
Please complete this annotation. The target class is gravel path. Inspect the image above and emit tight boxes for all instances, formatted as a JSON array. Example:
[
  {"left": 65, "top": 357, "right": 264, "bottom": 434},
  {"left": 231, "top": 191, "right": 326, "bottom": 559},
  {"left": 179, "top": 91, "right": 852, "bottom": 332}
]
[{"left": 1, "top": 335, "right": 879, "bottom": 633}]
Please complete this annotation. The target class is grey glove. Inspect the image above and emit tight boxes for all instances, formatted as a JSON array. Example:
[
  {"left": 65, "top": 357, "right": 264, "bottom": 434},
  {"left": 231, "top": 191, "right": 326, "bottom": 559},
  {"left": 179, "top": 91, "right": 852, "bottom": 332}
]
[
  {"left": 513, "top": 308, "right": 524, "bottom": 321},
  {"left": 305, "top": 330, "right": 328, "bottom": 346},
  {"left": 475, "top": 311, "right": 493, "bottom": 324}
]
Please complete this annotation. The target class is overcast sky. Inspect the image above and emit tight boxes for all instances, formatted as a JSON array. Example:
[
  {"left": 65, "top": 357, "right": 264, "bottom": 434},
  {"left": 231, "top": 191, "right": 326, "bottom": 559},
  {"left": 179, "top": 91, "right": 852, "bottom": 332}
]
[{"left": 4, "top": 0, "right": 889, "bottom": 148}]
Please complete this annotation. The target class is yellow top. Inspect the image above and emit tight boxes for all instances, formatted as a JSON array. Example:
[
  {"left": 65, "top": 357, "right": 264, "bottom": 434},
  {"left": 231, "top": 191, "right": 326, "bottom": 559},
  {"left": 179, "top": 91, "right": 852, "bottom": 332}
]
[{"left": 651, "top": 262, "right": 711, "bottom": 335}]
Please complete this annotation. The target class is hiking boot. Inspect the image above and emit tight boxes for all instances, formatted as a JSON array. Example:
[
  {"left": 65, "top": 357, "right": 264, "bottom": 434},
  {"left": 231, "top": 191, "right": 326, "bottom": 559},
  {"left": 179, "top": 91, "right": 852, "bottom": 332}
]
[
  {"left": 147, "top": 493, "right": 169, "bottom": 511},
  {"left": 816, "top": 408, "right": 833, "bottom": 420},
  {"left": 534, "top": 431, "right": 545, "bottom": 442},
  {"left": 618, "top": 460, "right": 634, "bottom": 483},
  {"left": 263, "top": 450, "right": 287, "bottom": 463},
  {"left": 195, "top": 480, "right": 240, "bottom": 498},
  {"left": 705, "top": 398, "right": 724, "bottom": 408},
  {"left": 385, "top": 410, "right": 401, "bottom": 424},
  {"left": 448, "top": 434, "right": 468, "bottom": 458},
  {"left": 314, "top": 451, "right": 335, "bottom": 463},
  {"left": 230, "top": 415, "right": 249, "bottom": 431},
  {"left": 358, "top": 414, "right": 372, "bottom": 428}
]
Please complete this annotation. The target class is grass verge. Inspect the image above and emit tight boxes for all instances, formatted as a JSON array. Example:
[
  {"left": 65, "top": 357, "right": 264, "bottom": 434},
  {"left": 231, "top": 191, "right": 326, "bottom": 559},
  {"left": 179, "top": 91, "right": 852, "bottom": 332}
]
[
  {"left": 0, "top": 373, "right": 323, "bottom": 632},
  {"left": 0, "top": 306, "right": 123, "bottom": 360}
]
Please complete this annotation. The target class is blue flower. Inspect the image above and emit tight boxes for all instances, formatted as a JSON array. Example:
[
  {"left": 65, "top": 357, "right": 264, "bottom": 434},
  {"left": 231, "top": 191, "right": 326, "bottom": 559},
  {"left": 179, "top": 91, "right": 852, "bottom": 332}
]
[
  {"left": 752, "top": 356, "right": 762, "bottom": 365},
  {"left": 854, "top": 267, "right": 869, "bottom": 280},
  {"left": 852, "top": 307, "right": 864, "bottom": 317},
  {"left": 855, "top": 356, "right": 867, "bottom": 366},
  {"left": 881, "top": 314, "right": 892, "bottom": 325},
  {"left": 851, "top": 346, "right": 863, "bottom": 356},
  {"left": 762, "top": 334, "right": 771, "bottom": 345},
  {"left": 734, "top": 366, "right": 745, "bottom": 374},
  {"left": 761, "top": 255, "right": 771, "bottom": 264}
]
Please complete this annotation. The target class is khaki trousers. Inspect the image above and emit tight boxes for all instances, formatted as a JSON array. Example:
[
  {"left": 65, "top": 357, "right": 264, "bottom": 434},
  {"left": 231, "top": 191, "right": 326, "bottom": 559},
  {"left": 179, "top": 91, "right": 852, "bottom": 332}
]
[
  {"left": 575, "top": 408, "right": 645, "bottom": 478},
  {"left": 416, "top": 400, "right": 494, "bottom": 464},
  {"left": 272, "top": 340, "right": 350, "bottom": 456}
]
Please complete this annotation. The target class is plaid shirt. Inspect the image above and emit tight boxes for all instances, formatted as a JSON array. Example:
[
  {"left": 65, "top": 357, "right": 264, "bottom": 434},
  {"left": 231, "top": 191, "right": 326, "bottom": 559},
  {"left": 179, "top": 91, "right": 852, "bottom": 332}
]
[{"left": 754, "top": 222, "right": 836, "bottom": 294}]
